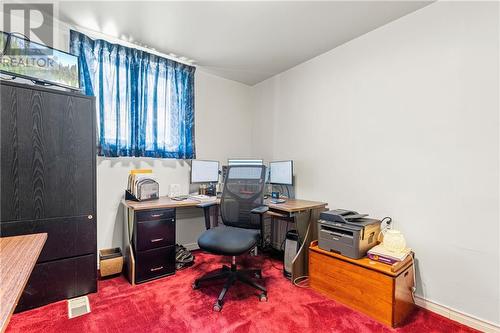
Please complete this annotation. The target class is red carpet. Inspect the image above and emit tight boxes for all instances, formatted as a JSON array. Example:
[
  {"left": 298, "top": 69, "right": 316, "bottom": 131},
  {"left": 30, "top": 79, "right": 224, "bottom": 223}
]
[{"left": 7, "top": 252, "right": 477, "bottom": 333}]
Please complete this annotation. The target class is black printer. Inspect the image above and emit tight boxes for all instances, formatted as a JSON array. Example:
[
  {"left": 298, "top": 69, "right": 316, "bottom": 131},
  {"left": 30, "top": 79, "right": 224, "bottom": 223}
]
[{"left": 317, "top": 209, "right": 381, "bottom": 259}]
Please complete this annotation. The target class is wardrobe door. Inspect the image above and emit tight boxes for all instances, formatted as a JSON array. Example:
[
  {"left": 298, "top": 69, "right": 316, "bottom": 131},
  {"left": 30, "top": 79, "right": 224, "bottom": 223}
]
[
  {"left": 0, "top": 84, "right": 21, "bottom": 223},
  {"left": 12, "top": 88, "right": 95, "bottom": 222}
]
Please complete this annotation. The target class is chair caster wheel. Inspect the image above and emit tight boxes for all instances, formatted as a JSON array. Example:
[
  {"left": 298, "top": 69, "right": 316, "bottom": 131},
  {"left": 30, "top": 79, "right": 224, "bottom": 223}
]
[
  {"left": 192, "top": 282, "right": 200, "bottom": 290},
  {"left": 259, "top": 293, "right": 268, "bottom": 302},
  {"left": 213, "top": 302, "right": 223, "bottom": 312}
]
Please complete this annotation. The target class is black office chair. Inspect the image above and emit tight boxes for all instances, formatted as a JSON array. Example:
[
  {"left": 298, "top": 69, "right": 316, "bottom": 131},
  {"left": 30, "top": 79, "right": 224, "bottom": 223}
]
[{"left": 192, "top": 165, "right": 269, "bottom": 311}]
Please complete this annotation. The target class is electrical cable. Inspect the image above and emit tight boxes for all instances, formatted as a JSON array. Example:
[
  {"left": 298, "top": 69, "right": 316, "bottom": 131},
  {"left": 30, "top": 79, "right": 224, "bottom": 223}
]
[
  {"left": 410, "top": 254, "right": 417, "bottom": 304},
  {"left": 377, "top": 216, "right": 393, "bottom": 242},
  {"left": 377, "top": 216, "right": 417, "bottom": 303},
  {"left": 0, "top": 32, "right": 32, "bottom": 82},
  {"left": 0, "top": 32, "right": 16, "bottom": 81},
  {"left": 293, "top": 275, "right": 309, "bottom": 288},
  {"left": 268, "top": 255, "right": 283, "bottom": 271},
  {"left": 1, "top": 31, "right": 30, "bottom": 57},
  {"left": 1, "top": 32, "right": 11, "bottom": 57},
  {"left": 9, "top": 32, "right": 30, "bottom": 40}
]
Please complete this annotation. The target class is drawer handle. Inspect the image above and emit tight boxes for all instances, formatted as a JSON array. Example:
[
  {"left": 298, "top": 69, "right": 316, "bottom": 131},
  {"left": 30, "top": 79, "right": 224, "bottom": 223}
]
[
  {"left": 151, "top": 213, "right": 163, "bottom": 218},
  {"left": 150, "top": 238, "right": 164, "bottom": 243},
  {"left": 150, "top": 266, "right": 164, "bottom": 272}
]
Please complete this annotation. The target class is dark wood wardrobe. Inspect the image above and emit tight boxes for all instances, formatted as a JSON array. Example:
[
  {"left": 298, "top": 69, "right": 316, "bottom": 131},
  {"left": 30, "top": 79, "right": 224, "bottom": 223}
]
[{"left": 0, "top": 80, "right": 97, "bottom": 312}]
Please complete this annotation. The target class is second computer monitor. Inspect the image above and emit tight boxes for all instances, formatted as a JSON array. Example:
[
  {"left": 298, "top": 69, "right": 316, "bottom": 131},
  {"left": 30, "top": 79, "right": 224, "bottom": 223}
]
[
  {"left": 269, "top": 160, "right": 293, "bottom": 185},
  {"left": 227, "top": 159, "right": 263, "bottom": 166},
  {"left": 191, "top": 160, "right": 219, "bottom": 183}
]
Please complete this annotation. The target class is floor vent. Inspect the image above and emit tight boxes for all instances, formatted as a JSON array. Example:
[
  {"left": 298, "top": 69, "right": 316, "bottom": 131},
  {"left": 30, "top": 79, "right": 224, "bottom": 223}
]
[{"left": 67, "top": 296, "right": 91, "bottom": 319}]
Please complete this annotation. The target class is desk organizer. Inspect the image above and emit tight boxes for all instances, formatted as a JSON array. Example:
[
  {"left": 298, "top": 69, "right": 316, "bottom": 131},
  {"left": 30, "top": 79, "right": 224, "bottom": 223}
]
[{"left": 125, "top": 190, "right": 158, "bottom": 202}]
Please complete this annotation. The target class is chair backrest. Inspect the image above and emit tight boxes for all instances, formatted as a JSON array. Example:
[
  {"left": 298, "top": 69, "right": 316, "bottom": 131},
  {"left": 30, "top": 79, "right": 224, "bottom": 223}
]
[{"left": 220, "top": 165, "right": 266, "bottom": 230}]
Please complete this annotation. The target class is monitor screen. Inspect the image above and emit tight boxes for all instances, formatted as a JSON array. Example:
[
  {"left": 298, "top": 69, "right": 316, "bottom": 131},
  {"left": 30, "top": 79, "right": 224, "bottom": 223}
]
[
  {"left": 228, "top": 159, "right": 263, "bottom": 166},
  {"left": 228, "top": 166, "right": 263, "bottom": 180},
  {"left": 191, "top": 160, "right": 219, "bottom": 183},
  {"left": 0, "top": 32, "right": 80, "bottom": 90},
  {"left": 269, "top": 160, "right": 293, "bottom": 185}
]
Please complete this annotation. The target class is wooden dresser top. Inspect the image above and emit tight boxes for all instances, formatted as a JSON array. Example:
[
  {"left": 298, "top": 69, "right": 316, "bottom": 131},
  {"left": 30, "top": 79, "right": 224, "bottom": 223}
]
[
  {"left": 310, "top": 241, "right": 413, "bottom": 277},
  {"left": 0, "top": 233, "right": 47, "bottom": 333}
]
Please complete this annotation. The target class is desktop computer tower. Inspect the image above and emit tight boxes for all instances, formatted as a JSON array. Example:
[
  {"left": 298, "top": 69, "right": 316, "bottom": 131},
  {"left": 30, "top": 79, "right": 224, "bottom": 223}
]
[{"left": 283, "top": 230, "right": 300, "bottom": 279}]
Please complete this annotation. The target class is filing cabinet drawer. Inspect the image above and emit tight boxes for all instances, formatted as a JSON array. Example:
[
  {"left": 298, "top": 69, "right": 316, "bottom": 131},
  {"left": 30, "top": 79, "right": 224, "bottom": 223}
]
[
  {"left": 135, "top": 208, "right": 175, "bottom": 222},
  {"left": 135, "top": 246, "right": 175, "bottom": 283},
  {"left": 135, "top": 217, "right": 175, "bottom": 251}
]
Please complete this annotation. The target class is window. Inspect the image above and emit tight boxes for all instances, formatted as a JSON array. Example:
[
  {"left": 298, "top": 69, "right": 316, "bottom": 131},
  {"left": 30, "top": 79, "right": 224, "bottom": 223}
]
[{"left": 70, "top": 30, "right": 195, "bottom": 159}]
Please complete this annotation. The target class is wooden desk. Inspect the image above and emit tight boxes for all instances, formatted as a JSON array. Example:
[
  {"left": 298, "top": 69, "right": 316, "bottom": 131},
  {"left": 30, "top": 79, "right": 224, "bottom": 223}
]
[
  {"left": 123, "top": 196, "right": 219, "bottom": 211},
  {"left": 0, "top": 233, "right": 47, "bottom": 333},
  {"left": 265, "top": 199, "right": 328, "bottom": 281},
  {"left": 123, "top": 197, "right": 328, "bottom": 283},
  {"left": 266, "top": 198, "right": 328, "bottom": 214},
  {"left": 123, "top": 196, "right": 220, "bottom": 234},
  {"left": 122, "top": 197, "right": 221, "bottom": 285}
]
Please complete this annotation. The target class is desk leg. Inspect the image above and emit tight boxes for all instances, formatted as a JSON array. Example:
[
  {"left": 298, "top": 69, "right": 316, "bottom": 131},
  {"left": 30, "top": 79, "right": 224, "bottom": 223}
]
[
  {"left": 123, "top": 206, "right": 135, "bottom": 285},
  {"left": 201, "top": 205, "right": 219, "bottom": 230},
  {"left": 212, "top": 205, "right": 219, "bottom": 228},
  {"left": 291, "top": 208, "right": 323, "bottom": 282},
  {"left": 203, "top": 206, "right": 211, "bottom": 230}
]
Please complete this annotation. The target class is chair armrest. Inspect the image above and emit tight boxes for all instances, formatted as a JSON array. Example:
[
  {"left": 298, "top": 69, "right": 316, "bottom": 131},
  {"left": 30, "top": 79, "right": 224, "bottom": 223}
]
[
  {"left": 250, "top": 205, "right": 269, "bottom": 215},
  {"left": 197, "top": 201, "right": 218, "bottom": 208}
]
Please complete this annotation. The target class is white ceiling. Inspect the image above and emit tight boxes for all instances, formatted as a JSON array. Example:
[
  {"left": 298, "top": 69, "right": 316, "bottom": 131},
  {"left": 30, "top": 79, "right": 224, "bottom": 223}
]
[{"left": 57, "top": 1, "right": 432, "bottom": 85}]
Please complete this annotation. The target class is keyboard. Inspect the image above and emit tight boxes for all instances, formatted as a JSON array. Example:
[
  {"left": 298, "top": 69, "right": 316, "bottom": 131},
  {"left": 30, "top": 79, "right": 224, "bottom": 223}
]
[
  {"left": 270, "top": 199, "right": 286, "bottom": 204},
  {"left": 171, "top": 195, "right": 189, "bottom": 201},
  {"left": 188, "top": 194, "right": 217, "bottom": 202}
]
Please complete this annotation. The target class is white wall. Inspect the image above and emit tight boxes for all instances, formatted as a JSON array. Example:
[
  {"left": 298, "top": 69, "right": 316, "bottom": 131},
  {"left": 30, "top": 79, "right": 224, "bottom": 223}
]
[
  {"left": 251, "top": 1, "right": 500, "bottom": 325},
  {"left": 97, "top": 69, "right": 254, "bottom": 251}
]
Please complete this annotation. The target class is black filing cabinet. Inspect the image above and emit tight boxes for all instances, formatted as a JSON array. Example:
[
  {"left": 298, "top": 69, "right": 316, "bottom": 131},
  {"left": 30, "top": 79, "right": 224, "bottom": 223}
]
[{"left": 132, "top": 208, "right": 176, "bottom": 283}]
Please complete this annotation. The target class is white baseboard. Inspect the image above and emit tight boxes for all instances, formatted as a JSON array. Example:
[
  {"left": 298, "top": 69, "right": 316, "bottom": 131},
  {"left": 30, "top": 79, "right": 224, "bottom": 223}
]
[{"left": 414, "top": 295, "right": 500, "bottom": 333}]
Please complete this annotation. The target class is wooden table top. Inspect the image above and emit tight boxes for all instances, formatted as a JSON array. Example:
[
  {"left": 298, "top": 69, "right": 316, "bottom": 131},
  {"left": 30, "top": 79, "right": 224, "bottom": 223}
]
[
  {"left": 309, "top": 241, "right": 413, "bottom": 277},
  {"left": 123, "top": 196, "right": 219, "bottom": 210},
  {"left": 0, "top": 233, "right": 47, "bottom": 333},
  {"left": 266, "top": 198, "right": 328, "bottom": 213},
  {"left": 123, "top": 196, "right": 327, "bottom": 213}
]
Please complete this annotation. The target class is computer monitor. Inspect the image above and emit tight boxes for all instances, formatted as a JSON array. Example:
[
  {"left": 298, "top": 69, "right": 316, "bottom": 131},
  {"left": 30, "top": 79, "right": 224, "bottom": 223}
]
[
  {"left": 269, "top": 160, "right": 293, "bottom": 185},
  {"left": 227, "top": 159, "right": 263, "bottom": 166},
  {"left": 190, "top": 160, "right": 219, "bottom": 183}
]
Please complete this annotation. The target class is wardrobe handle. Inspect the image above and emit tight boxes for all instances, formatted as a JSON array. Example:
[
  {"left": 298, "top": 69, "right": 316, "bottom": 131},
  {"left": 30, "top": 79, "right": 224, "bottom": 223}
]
[
  {"left": 150, "top": 266, "right": 163, "bottom": 272},
  {"left": 150, "top": 238, "right": 164, "bottom": 243},
  {"left": 87, "top": 215, "right": 93, "bottom": 220}
]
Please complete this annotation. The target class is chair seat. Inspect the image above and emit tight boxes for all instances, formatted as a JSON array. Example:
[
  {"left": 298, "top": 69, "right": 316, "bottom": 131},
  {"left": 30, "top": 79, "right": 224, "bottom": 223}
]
[{"left": 198, "top": 226, "right": 260, "bottom": 256}]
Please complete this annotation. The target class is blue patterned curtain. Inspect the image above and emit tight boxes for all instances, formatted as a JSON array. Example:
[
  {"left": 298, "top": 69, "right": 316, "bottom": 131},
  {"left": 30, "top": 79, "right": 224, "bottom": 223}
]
[{"left": 70, "top": 30, "right": 195, "bottom": 158}]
